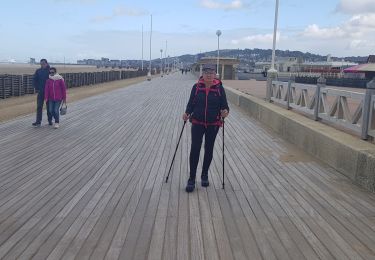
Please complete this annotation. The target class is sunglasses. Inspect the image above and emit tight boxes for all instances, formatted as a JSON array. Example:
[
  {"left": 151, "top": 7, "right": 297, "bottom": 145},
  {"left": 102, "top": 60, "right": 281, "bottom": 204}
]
[
  {"left": 203, "top": 71, "right": 215, "bottom": 75},
  {"left": 49, "top": 71, "right": 55, "bottom": 74}
]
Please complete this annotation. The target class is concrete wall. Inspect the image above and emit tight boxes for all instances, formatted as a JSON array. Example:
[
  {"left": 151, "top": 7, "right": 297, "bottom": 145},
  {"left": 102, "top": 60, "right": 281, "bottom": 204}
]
[{"left": 225, "top": 87, "right": 375, "bottom": 192}]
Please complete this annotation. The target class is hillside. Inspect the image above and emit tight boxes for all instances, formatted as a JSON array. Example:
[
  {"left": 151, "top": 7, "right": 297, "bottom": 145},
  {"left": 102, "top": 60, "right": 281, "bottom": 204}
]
[{"left": 176, "top": 49, "right": 368, "bottom": 67}]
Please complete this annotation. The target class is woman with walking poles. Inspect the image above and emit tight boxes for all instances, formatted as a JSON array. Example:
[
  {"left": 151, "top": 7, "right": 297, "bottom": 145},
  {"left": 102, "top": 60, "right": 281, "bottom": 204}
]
[{"left": 182, "top": 64, "right": 229, "bottom": 192}]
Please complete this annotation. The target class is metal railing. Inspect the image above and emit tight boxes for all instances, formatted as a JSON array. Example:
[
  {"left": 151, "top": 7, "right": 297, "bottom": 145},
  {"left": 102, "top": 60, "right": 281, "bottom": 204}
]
[
  {"left": 268, "top": 76, "right": 375, "bottom": 140},
  {"left": 368, "top": 95, "right": 375, "bottom": 138}
]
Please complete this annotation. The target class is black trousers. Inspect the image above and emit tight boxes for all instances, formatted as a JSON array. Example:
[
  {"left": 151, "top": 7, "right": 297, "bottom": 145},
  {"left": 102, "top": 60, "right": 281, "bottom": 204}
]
[
  {"left": 189, "top": 124, "right": 219, "bottom": 180},
  {"left": 36, "top": 92, "right": 51, "bottom": 123}
]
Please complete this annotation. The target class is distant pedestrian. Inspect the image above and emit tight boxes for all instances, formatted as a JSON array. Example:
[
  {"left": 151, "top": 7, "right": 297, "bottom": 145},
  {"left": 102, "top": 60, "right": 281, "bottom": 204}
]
[
  {"left": 44, "top": 67, "right": 67, "bottom": 129},
  {"left": 183, "top": 64, "right": 229, "bottom": 192},
  {"left": 32, "top": 59, "right": 51, "bottom": 126}
]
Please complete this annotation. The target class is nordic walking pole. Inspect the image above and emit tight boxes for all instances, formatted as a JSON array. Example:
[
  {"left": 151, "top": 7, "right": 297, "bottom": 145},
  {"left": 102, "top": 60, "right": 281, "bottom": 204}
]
[
  {"left": 222, "top": 117, "right": 225, "bottom": 189},
  {"left": 165, "top": 120, "right": 187, "bottom": 183}
]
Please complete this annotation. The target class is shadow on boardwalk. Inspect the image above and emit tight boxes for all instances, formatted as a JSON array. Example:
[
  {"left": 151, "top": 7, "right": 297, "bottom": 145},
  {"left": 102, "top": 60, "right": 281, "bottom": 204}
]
[{"left": 0, "top": 73, "right": 374, "bottom": 259}]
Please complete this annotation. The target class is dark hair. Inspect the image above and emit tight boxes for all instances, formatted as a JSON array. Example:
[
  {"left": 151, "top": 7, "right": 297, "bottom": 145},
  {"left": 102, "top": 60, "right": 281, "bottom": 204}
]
[
  {"left": 40, "top": 59, "right": 48, "bottom": 63},
  {"left": 50, "top": 67, "right": 57, "bottom": 73}
]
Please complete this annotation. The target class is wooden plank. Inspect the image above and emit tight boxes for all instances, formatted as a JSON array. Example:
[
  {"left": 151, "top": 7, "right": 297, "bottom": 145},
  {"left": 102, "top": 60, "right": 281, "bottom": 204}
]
[
  {"left": 220, "top": 126, "right": 309, "bottom": 260},
  {"left": 229, "top": 112, "right": 374, "bottom": 257},
  {"left": 197, "top": 188, "right": 220, "bottom": 260},
  {"left": 226, "top": 114, "right": 335, "bottom": 260},
  {"left": 0, "top": 74, "right": 375, "bottom": 260},
  {"left": 175, "top": 111, "right": 191, "bottom": 260},
  {"left": 62, "top": 101, "right": 163, "bottom": 260},
  {"left": 134, "top": 92, "right": 183, "bottom": 260},
  {"left": 281, "top": 163, "right": 375, "bottom": 259}
]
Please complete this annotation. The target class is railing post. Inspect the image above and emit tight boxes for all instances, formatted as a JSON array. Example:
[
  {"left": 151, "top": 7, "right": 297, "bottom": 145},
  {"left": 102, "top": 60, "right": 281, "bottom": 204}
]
[
  {"left": 266, "top": 70, "right": 277, "bottom": 102},
  {"left": 287, "top": 74, "right": 295, "bottom": 110},
  {"left": 314, "top": 76, "right": 326, "bottom": 121},
  {"left": 361, "top": 77, "right": 375, "bottom": 140}
]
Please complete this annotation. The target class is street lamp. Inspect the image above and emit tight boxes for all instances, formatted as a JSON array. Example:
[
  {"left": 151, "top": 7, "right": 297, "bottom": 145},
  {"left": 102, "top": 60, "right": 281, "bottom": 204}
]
[
  {"left": 147, "top": 14, "right": 152, "bottom": 81},
  {"left": 266, "top": 0, "right": 279, "bottom": 102},
  {"left": 269, "top": 0, "right": 279, "bottom": 73},
  {"left": 165, "top": 40, "right": 168, "bottom": 74},
  {"left": 167, "top": 55, "right": 170, "bottom": 74},
  {"left": 160, "top": 49, "right": 163, "bottom": 77},
  {"left": 216, "top": 30, "right": 222, "bottom": 79},
  {"left": 141, "top": 24, "right": 144, "bottom": 71}
]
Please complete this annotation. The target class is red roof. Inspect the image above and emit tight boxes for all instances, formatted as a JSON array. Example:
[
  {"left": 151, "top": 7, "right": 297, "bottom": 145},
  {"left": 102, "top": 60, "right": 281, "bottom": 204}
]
[{"left": 343, "top": 63, "right": 375, "bottom": 73}]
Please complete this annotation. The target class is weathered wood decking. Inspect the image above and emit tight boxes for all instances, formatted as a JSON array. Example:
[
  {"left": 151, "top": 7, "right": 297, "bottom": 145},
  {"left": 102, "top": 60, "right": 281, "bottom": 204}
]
[{"left": 0, "top": 73, "right": 375, "bottom": 260}]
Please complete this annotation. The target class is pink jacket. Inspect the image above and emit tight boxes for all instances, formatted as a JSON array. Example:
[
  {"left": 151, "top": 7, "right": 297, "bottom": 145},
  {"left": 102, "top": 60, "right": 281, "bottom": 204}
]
[{"left": 44, "top": 74, "right": 67, "bottom": 102}]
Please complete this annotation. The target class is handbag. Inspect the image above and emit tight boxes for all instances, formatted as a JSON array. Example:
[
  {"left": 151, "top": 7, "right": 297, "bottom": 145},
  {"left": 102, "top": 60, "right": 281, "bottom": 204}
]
[{"left": 60, "top": 102, "right": 67, "bottom": 115}]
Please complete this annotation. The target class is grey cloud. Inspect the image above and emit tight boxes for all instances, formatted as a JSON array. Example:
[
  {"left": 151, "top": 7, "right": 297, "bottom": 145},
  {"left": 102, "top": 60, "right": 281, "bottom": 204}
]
[
  {"left": 90, "top": 5, "right": 148, "bottom": 23},
  {"left": 52, "top": 0, "right": 97, "bottom": 3},
  {"left": 90, "top": 15, "right": 113, "bottom": 23},
  {"left": 113, "top": 6, "right": 148, "bottom": 17},
  {"left": 336, "top": 0, "right": 375, "bottom": 14},
  {"left": 200, "top": 0, "right": 247, "bottom": 11}
]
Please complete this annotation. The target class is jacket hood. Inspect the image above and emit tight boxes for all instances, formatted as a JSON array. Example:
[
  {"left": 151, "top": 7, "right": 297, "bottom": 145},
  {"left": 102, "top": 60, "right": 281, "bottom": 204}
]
[
  {"left": 197, "top": 77, "right": 222, "bottom": 87},
  {"left": 49, "top": 73, "right": 64, "bottom": 81}
]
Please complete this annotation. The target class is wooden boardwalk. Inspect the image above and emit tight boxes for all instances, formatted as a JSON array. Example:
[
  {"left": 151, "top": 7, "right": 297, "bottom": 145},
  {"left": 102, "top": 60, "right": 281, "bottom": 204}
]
[{"left": 0, "top": 73, "right": 375, "bottom": 260}]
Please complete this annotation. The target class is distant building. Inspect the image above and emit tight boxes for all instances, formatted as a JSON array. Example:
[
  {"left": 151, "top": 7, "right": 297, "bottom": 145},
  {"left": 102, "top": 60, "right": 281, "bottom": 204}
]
[
  {"left": 194, "top": 57, "right": 239, "bottom": 80},
  {"left": 254, "top": 57, "right": 300, "bottom": 73},
  {"left": 367, "top": 55, "right": 375, "bottom": 63},
  {"left": 299, "top": 60, "right": 357, "bottom": 74},
  {"left": 344, "top": 55, "right": 375, "bottom": 79},
  {"left": 255, "top": 55, "right": 357, "bottom": 75}
]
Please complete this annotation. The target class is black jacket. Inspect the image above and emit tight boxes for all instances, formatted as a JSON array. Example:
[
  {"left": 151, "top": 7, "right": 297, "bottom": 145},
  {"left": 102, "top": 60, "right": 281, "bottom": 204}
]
[
  {"left": 185, "top": 78, "right": 229, "bottom": 125},
  {"left": 33, "top": 65, "right": 50, "bottom": 93}
]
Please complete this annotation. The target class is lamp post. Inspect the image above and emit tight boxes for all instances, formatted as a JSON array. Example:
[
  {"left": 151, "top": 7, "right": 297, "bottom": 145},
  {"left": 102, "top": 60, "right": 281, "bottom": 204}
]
[
  {"left": 270, "top": 0, "right": 279, "bottom": 73},
  {"left": 147, "top": 15, "right": 152, "bottom": 81},
  {"left": 167, "top": 55, "right": 170, "bottom": 74},
  {"left": 141, "top": 24, "right": 144, "bottom": 71},
  {"left": 266, "top": 0, "right": 279, "bottom": 101},
  {"left": 160, "top": 49, "right": 163, "bottom": 77},
  {"left": 165, "top": 40, "right": 168, "bottom": 74},
  {"left": 216, "top": 30, "right": 222, "bottom": 79}
]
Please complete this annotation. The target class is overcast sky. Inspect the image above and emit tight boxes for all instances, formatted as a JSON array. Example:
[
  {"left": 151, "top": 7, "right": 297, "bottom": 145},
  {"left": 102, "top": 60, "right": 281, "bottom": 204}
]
[{"left": 1, "top": 0, "right": 374, "bottom": 63}]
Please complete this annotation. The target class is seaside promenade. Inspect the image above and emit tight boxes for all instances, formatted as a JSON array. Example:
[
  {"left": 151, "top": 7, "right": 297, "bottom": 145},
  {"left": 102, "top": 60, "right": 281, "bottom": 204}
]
[{"left": 0, "top": 73, "right": 375, "bottom": 259}]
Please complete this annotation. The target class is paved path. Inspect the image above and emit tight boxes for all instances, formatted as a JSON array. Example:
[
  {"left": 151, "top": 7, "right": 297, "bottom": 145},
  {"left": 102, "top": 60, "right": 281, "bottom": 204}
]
[{"left": 0, "top": 73, "right": 375, "bottom": 259}]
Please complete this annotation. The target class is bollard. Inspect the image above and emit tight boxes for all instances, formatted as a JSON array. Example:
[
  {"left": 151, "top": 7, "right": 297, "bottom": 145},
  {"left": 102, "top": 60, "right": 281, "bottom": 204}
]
[
  {"left": 266, "top": 69, "right": 277, "bottom": 102},
  {"left": 361, "top": 77, "right": 375, "bottom": 140},
  {"left": 314, "top": 76, "right": 326, "bottom": 121},
  {"left": 287, "top": 74, "right": 295, "bottom": 110}
]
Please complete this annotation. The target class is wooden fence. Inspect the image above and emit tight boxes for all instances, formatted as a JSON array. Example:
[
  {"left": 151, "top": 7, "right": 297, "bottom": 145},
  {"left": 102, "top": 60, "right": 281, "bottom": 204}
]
[{"left": 0, "top": 70, "right": 149, "bottom": 99}]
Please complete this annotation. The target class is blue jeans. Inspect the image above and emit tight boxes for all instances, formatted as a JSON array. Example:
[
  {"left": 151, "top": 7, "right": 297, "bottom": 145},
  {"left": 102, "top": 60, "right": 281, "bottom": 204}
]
[
  {"left": 48, "top": 100, "right": 62, "bottom": 123},
  {"left": 36, "top": 92, "right": 51, "bottom": 124}
]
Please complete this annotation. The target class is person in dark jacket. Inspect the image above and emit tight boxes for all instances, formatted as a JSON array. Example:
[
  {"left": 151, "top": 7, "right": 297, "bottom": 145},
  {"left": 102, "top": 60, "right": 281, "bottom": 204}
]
[
  {"left": 32, "top": 58, "right": 52, "bottom": 126},
  {"left": 183, "top": 64, "right": 229, "bottom": 192}
]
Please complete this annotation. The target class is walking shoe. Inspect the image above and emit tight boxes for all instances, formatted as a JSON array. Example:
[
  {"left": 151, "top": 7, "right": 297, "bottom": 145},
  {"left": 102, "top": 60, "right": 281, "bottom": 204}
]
[
  {"left": 201, "top": 174, "right": 209, "bottom": 187},
  {"left": 32, "top": 122, "right": 41, "bottom": 127},
  {"left": 48, "top": 121, "right": 53, "bottom": 126},
  {"left": 185, "top": 179, "right": 196, "bottom": 193},
  {"left": 54, "top": 123, "right": 59, "bottom": 129}
]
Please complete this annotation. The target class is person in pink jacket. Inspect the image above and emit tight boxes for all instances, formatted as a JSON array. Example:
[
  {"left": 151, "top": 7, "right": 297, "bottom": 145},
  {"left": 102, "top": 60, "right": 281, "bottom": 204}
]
[{"left": 44, "top": 67, "right": 67, "bottom": 129}]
